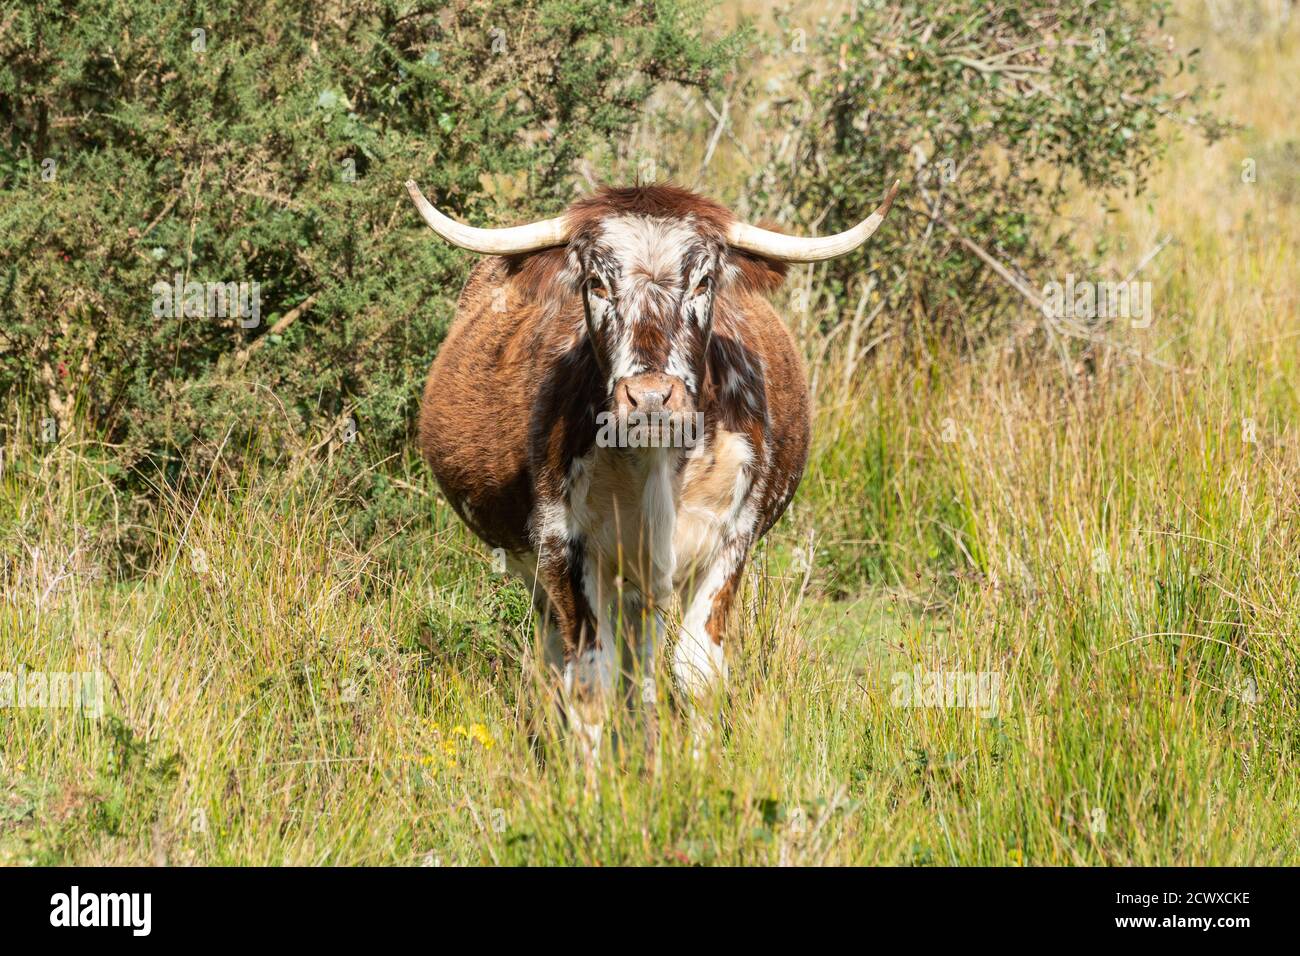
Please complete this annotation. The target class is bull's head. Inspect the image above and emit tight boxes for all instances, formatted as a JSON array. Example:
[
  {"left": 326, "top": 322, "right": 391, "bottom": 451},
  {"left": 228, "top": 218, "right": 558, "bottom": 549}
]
[{"left": 406, "top": 179, "right": 897, "bottom": 447}]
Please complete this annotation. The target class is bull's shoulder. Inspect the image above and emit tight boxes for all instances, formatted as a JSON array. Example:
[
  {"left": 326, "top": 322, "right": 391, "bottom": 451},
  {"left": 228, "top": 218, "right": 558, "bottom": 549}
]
[
  {"left": 708, "top": 294, "right": 808, "bottom": 423},
  {"left": 706, "top": 292, "right": 811, "bottom": 538}
]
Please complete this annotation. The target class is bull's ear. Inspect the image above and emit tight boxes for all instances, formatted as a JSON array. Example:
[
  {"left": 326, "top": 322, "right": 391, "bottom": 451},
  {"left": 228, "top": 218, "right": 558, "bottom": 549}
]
[{"left": 724, "top": 250, "right": 789, "bottom": 296}]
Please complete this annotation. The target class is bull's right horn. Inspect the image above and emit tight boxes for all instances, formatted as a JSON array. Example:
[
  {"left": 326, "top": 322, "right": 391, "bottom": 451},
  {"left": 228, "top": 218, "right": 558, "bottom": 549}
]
[{"left": 406, "top": 180, "right": 569, "bottom": 255}]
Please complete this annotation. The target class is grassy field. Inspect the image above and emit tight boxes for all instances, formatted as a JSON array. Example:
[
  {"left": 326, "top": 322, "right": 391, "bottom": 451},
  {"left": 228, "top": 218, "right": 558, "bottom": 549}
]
[{"left": 2, "top": 3, "right": 1298, "bottom": 865}]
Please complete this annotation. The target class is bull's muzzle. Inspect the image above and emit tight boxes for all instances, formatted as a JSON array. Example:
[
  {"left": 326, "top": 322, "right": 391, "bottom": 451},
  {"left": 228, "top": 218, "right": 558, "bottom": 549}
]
[{"left": 610, "top": 372, "right": 698, "bottom": 449}]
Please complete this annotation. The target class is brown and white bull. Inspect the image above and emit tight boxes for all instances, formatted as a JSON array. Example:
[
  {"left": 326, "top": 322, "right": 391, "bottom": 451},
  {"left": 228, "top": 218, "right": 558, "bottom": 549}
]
[{"left": 407, "top": 178, "right": 896, "bottom": 758}]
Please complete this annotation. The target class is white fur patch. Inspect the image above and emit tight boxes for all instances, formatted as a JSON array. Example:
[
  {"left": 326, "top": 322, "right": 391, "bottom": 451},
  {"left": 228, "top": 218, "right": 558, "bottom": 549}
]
[
  {"left": 599, "top": 215, "right": 696, "bottom": 295},
  {"left": 675, "top": 557, "right": 730, "bottom": 695},
  {"left": 531, "top": 498, "right": 570, "bottom": 548},
  {"left": 641, "top": 448, "right": 678, "bottom": 600}
]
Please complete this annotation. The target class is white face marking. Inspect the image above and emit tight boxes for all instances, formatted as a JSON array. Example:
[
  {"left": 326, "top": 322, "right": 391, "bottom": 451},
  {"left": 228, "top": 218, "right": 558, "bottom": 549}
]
[
  {"left": 599, "top": 215, "right": 696, "bottom": 298},
  {"left": 587, "top": 215, "right": 715, "bottom": 394}
]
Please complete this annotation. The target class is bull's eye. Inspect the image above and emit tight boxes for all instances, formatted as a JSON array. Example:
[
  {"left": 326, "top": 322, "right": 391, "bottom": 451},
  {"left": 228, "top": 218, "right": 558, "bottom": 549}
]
[
  {"left": 587, "top": 277, "right": 609, "bottom": 300},
  {"left": 692, "top": 277, "right": 712, "bottom": 298}
]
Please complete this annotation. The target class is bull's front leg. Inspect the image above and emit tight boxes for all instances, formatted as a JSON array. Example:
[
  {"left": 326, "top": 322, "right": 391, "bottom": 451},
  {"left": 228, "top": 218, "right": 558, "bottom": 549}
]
[
  {"left": 614, "top": 587, "right": 666, "bottom": 766},
  {"left": 674, "top": 542, "right": 747, "bottom": 758},
  {"left": 564, "top": 548, "right": 618, "bottom": 764},
  {"left": 566, "top": 571, "right": 673, "bottom": 769},
  {"left": 532, "top": 538, "right": 613, "bottom": 767}
]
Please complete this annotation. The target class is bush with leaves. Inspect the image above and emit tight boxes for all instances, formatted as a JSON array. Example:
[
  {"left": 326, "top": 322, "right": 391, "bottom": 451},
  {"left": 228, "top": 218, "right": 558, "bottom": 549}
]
[
  {"left": 0, "top": 0, "right": 742, "bottom": 507},
  {"left": 748, "top": 0, "right": 1228, "bottom": 350}
]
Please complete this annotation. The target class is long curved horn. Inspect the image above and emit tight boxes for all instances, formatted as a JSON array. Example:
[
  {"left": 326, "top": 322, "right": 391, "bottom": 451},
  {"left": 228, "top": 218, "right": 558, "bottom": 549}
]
[
  {"left": 405, "top": 180, "right": 569, "bottom": 255},
  {"left": 727, "top": 180, "right": 900, "bottom": 262}
]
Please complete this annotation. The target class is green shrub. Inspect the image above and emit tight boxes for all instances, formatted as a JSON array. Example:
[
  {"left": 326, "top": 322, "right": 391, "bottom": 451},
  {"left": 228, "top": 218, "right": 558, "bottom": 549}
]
[
  {"left": 749, "top": 0, "right": 1230, "bottom": 346},
  {"left": 0, "top": 0, "right": 742, "bottom": 501}
]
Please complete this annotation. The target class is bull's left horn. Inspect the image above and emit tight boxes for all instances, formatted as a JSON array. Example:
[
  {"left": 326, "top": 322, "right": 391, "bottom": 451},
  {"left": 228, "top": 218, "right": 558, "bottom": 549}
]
[
  {"left": 406, "top": 180, "right": 569, "bottom": 255},
  {"left": 727, "top": 180, "right": 900, "bottom": 262}
]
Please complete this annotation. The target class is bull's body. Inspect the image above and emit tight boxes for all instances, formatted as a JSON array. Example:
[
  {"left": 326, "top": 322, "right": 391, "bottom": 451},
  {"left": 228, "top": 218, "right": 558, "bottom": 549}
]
[{"left": 409, "top": 181, "right": 894, "bottom": 755}]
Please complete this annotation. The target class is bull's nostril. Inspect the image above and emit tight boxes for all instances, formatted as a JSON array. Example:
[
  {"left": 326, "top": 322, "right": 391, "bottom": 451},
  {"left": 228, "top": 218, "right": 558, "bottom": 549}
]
[{"left": 627, "top": 390, "right": 639, "bottom": 408}]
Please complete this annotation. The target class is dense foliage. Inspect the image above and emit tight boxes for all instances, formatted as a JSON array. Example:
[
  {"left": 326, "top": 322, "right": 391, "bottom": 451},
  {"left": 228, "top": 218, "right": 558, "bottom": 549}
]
[
  {"left": 0, "top": 0, "right": 742, "bottom": 489},
  {"left": 750, "top": 0, "right": 1228, "bottom": 345}
]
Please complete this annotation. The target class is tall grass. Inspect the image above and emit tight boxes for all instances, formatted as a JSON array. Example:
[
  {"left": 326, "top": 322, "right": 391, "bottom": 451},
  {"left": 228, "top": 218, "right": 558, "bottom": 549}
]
[{"left": 1, "top": 2, "right": 1297, "bottom": 864}]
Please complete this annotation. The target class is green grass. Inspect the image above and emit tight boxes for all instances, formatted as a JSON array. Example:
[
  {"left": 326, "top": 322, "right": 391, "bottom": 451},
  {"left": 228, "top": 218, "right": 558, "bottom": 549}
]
[
  {"left": 4, "top": 302, "right": 1297, "bottom": 864},
  {"left": 2, "top": 3, "right": 1298, "bottom": 866}
]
